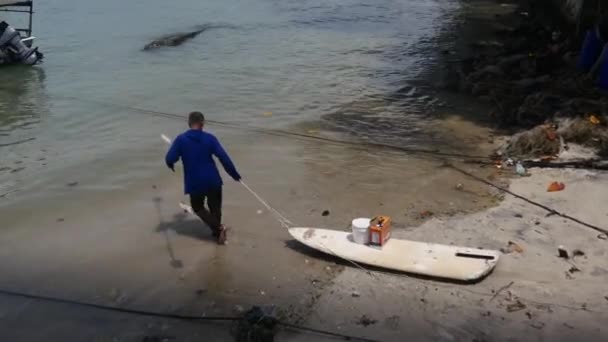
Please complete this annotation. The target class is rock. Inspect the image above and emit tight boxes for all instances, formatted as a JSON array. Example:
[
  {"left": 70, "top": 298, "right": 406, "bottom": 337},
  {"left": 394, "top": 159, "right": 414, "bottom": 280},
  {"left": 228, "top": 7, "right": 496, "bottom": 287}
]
[
  {"left": 419, "top": 210, "right": 434, "bottom": 219},
  {"left": 558, "top": 246, "right": 569, "bottom": 259},
  {"left": 356, "top": 315, "right": 377, "bottom": 327},
  {"left": 530, "top": 321, "right": 545, "bottom": 330},
  {"left": 456, "top": 183, "right": 464, "bottom": 190},
  {"left": 568, "top": 265, "right": 581, "bottom": 274},
  {"left": 506, "top": 300, "right": 526, "bottom": 312},
  {"left": 598, "top": 234, "right": 608, "bottom": 240},
  {"left": 501, "top": 241, "right": 524, "bottom": 254},
  {"left": 572, "top": 249, "right": 585, "bottom": 259},
  {"left": 67, "top": 182, "right": 79, "bottom": 187},
  {"left": 234, "top": 305, "right": 245, "bottom": 314},
  {"left": 514, "top": 213, "right": 523, "bottom": 218},
  {"left": 56, "top": 218, "right": 65, "bottom": 222},
  {"left": 563, "top": 323, "right": 575, "bottom": 330},
  {"left": 322, "top": 210, "right": 330, "bottom": 217},
  {"left": 351, "top": 291, "right": 361, "bottom": 298},
  {"left": 512, "top": 75, "right": 551, "bottom": 90}
]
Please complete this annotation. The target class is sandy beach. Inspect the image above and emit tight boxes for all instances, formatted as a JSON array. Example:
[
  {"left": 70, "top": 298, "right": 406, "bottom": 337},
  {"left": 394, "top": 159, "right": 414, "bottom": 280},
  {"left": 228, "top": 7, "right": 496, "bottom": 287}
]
[
  {"left": 2, "top": 156, "right": 607, "bottom": 341},
  {"left": 0, "top": 120, "right": 500, "bottom": 341},
  {"left": 285, "top": 167, "right": 608, "bottom": 341},
  {"left": 2, "top": 0, "right": 608, "bottom": 341}
]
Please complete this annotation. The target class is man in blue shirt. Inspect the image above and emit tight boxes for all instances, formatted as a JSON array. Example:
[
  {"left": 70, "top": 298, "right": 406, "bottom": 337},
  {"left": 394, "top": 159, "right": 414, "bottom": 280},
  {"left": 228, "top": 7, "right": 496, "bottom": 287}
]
[{"left": 165, "top": 112, "right": 241, "bottom": 244}]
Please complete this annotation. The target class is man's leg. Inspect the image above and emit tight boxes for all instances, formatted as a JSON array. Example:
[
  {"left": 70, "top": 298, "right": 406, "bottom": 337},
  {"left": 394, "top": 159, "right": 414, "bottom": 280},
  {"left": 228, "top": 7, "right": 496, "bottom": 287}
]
[
  {"left": 190, "top": 193, "right": 222, "bottom": 237},
  {"left": 207, "top": 187, "right": 223, "bottom": 227},
  {"left": 206, "top": 188, "right": 225, "bottom": 244}
]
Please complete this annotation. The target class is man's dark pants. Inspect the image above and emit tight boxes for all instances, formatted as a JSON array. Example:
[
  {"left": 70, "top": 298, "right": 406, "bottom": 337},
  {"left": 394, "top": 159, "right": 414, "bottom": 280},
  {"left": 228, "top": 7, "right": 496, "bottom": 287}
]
[{"left": 190, "top": 188, "right": 222, "bottom": 237}]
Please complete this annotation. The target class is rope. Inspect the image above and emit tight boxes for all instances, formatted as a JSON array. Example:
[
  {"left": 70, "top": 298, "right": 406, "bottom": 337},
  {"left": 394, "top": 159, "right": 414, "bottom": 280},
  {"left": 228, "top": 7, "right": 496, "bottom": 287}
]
[
  {"left": 240, "top": 181, "right": 293, "bottom": 229},
  {"left": 447, "top": 163, "right": 608, "bottom": 236},
  {"left": 61, "top": 95, "right": 492, "bottom": 161},
  {"left": 239, "top": 180, "right": 379, "bottom": 278},
  {"left": 0, "top": 137, "right": 36, "bottom": 148},
  {"left": 0, "top": 288, "right": 378, "bottom": 342},
  {"left": 278, "top": 321, "right": 379, "bottom": 342},
  {"left": 0, "top": 288, "right": 237, "bottom": 322}
]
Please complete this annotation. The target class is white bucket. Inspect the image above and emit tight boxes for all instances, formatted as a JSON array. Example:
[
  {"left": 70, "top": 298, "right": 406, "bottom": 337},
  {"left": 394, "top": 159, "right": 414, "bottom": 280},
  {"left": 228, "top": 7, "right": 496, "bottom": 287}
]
[{"left": 351, "top": 218, "right": 371, "bottom": 245}]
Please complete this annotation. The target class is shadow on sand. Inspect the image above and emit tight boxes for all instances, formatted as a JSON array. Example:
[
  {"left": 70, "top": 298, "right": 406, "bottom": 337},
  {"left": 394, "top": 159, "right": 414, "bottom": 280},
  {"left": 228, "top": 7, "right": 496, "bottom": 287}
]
[{"left": 152, "top": 196, "right": 217, "bottom": 269}]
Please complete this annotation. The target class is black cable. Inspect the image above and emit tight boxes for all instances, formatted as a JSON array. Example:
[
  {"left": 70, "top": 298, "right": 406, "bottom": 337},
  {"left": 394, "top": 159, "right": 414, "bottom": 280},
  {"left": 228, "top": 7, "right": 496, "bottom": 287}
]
[
  {"left": 60, "top": 95, "right": 494, "bottom": 161},
  {"left": 0, "top": 137, "right": 36, "bottom": 148},
  {"left": 0, "top": 288, "right": 237, "bottom": 322},
  {"left": 0, "top": 288, "right": 378, "bottom": 342},
  {"left": 118, "top": 99, "right": 608, "bottom": 236},
  {"left": 58, "top": 95, "right": 608, "bottom": 235},
  {"left": 279, "top": 321, "right": 380, "bottom": 342},
  {"left": 447, "top": 163, "right": 608, "bottom": 236}
]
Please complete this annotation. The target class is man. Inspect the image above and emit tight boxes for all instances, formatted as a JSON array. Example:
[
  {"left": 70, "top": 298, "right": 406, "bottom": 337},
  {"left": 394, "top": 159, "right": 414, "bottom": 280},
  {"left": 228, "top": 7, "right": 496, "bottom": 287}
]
[{"left": 165, "top": 112, "right": 241, "bottom": 244}]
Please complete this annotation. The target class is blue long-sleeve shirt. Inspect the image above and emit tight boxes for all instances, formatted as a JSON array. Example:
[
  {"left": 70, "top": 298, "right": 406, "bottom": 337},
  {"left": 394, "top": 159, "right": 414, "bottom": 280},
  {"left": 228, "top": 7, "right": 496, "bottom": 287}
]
[{"left": 165, "top": 129, "right": 241, "bottom": 195}]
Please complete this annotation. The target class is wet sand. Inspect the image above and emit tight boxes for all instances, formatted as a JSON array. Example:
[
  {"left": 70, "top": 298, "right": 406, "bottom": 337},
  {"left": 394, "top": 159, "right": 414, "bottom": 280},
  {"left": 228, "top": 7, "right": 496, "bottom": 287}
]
[{"left": 0, "top": 119, "right": 498, "bottom": 340}]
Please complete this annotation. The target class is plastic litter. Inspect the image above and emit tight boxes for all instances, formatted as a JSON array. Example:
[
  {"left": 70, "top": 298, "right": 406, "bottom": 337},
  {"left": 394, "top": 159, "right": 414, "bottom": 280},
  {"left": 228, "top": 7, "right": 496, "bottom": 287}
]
[
  {"left": 589, "top": 114, "right": 601, "bottom": 125},
  {"left": 516, "top": 162, "right": 526, "bottom": 176},
  {"left": 547, "top": 182, "right": 565, "bottom": 192}
]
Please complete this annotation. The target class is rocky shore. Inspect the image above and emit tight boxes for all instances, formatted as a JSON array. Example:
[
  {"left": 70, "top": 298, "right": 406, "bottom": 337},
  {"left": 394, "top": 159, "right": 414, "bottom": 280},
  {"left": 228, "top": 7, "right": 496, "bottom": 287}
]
[{"left": 444, "top": 0, "right": 608, "bottom": 159}]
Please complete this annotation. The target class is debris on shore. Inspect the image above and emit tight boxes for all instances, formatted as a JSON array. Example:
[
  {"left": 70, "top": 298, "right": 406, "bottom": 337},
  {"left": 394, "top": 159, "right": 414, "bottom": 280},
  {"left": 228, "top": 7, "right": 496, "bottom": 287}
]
[{"left": 445, "top": 1, "right": 608, "bottom": 161}]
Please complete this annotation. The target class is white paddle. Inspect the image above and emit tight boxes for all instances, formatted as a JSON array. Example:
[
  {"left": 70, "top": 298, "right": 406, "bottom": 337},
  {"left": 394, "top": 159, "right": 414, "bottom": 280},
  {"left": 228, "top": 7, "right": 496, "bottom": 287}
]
[{"left": 161, "top": 134, "right": 172, "bottom": 144}]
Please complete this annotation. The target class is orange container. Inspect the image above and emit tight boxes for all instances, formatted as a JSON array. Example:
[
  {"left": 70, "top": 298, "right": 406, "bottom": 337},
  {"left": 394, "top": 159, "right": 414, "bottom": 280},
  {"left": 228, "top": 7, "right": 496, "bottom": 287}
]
[{"left": 368, "top": 216, "right": 392, "bottom": 246}]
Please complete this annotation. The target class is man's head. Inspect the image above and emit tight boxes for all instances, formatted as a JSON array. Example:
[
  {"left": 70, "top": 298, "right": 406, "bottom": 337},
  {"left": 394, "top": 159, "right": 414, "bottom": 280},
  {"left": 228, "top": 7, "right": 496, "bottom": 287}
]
[{"left": 188, "top": 111, "right": 205, "bottom": 130}]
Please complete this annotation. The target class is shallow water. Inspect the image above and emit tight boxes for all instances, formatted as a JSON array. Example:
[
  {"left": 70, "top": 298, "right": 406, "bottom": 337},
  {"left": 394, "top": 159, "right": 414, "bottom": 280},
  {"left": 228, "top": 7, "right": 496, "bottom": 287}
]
[{"left": 0, "top": 0, "right": 476, "bottom": 199}]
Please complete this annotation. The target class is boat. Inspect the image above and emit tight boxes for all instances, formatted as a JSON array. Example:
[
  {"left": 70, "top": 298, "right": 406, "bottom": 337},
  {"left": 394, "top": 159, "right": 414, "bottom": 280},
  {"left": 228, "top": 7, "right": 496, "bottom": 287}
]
[{"left": 0, "top": 1, "right": 42, "bottom": 65}]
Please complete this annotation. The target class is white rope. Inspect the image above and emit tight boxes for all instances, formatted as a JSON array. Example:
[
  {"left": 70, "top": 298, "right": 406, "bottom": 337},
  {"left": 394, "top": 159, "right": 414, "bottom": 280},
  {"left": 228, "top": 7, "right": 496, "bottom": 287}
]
[
  {"left": 240, "top": 181, "right": 293, "bottom": 229},
  {"left": 240, "top": 181, "right": 376, "bottom": 278}
]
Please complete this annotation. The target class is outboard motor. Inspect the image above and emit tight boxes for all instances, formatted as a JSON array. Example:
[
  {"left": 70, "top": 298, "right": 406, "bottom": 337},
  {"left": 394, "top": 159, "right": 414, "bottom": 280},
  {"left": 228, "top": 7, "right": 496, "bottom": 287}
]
[{"left": 0, "top": 21, "right": 42, "bottom": 65}]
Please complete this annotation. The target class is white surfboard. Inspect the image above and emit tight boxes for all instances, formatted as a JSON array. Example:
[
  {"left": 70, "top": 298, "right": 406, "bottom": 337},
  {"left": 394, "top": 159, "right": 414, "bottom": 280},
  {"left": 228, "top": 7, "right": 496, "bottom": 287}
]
[{"left": 289, "top": 227, "right": 500, "bottom": 281}]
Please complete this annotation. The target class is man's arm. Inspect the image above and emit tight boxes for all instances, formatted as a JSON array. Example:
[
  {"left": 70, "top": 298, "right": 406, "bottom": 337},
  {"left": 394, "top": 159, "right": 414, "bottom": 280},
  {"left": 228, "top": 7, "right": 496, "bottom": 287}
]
[
  {"left": 165, "top": 136, "right": 181, "bottom": 172},
  {"left": 212, "top": 137, "right": 241, "bottom": 181}
]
